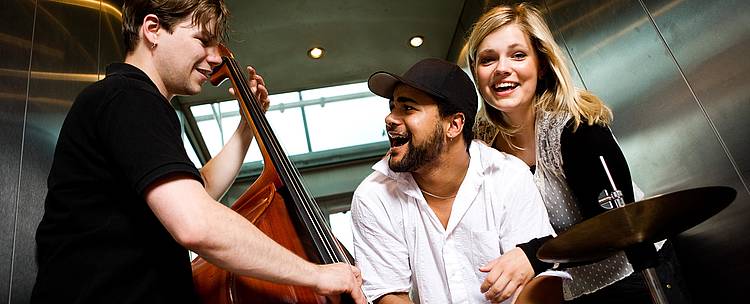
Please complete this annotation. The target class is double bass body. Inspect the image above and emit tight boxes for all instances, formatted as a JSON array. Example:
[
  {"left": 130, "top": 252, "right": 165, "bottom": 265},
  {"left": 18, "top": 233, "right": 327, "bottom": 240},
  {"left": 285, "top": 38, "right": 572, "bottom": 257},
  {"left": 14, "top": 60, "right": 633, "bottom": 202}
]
[{"left": 191, "top": 45, "right": 353, "bottom": 304}]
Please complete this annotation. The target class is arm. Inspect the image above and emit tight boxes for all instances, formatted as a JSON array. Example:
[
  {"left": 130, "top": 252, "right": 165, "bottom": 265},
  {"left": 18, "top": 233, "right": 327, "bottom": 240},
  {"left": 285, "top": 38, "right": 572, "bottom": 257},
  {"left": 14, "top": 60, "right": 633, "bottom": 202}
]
[
  {"left": 350, "top": 189, "right": 412, "bottom": 303},
  {"left": 376, "top": 293, "right": 412, "bottom": 304},
  {"left": 480, "top": 163, "right": 557, "bottom": 303},
  {"left": 145, "top": 174, "right": 365, "bottom": 302},
  {"left": 101, "top": 73, "right": 365, "bottom": 299},
  {"left": 561, "top": 122, "right": 634, "bottom": 219},
  {"left": 200, "top": 66, "right": 269, "bottom": 200},
  {"left": 561, "top": 123, "right": 660, "bottom": 270},
  {"left": 516, "top": 235, "right": 554, "bottom": 274}
]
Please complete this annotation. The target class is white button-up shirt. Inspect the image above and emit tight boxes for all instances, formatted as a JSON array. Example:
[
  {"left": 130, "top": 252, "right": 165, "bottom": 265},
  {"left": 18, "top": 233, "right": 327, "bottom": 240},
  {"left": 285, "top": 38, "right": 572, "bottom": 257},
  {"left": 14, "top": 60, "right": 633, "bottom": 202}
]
[{"left": 351, "top": 141, "right": 557, "bottom": 303}]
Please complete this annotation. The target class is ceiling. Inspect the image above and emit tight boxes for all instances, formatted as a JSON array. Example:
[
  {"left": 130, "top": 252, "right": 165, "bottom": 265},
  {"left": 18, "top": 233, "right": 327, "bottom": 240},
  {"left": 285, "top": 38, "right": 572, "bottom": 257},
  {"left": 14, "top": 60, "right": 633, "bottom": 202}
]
[{"left": 180, "top": 0, "right": 488, "bottom": 104}]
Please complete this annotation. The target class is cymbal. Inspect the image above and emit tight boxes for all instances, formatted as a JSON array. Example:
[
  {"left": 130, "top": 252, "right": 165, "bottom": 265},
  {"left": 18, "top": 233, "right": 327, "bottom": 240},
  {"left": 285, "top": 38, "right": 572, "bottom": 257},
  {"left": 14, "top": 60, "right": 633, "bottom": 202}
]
[{"left": 537, "top": 186, "right": 736, "bottom": 263}]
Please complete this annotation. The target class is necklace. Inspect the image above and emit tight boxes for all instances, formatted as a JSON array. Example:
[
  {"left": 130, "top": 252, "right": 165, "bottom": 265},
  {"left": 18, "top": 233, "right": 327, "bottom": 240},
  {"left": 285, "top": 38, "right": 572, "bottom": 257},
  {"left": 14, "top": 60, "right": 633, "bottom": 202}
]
[{"left": 421, "top": 188, "right": 457, "bottom": 200}]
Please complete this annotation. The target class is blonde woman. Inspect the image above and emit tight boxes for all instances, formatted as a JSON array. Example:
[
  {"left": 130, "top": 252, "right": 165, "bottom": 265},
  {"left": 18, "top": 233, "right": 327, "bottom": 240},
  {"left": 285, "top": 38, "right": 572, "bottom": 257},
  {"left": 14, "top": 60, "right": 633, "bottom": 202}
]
[{"left": 466, "top": 3, "right": 659, "bottom": 303}]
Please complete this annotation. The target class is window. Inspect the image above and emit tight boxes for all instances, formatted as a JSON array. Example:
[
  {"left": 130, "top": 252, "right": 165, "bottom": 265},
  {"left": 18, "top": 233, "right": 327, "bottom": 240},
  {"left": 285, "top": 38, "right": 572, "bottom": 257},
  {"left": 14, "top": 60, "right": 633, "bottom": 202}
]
[
  {"left": 329, "top": 211, "right": 354, "bottom": 254},
  {"left": 186, "top": 81, "right": 390, "bottom": 166}
]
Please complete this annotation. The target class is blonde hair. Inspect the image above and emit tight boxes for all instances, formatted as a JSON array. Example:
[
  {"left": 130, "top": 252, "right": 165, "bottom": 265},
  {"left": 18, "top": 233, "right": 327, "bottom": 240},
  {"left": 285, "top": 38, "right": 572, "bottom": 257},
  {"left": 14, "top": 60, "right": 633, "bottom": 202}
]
[{"left": 465, "top": 3, "right": 611, "bottom": 137}]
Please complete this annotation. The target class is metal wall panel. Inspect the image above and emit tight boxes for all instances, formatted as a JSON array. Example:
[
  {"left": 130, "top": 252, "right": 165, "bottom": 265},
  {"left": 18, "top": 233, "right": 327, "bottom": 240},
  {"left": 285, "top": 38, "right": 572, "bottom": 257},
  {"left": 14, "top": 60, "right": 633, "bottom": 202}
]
[
  {"left": 643, "top": 0, "right": 750, "bottom": 182},
  {"left": 99, "top": 0, "right": 125, "bottom": 76},
  {"left": 640, "top": 0, "right": 750, "bottom": 301},
  {"left": 0, "top": 0, "right": 36, "bottom": 302},
  {"left": 11, "top": 1, "right": 103, "bottom": 302},
  {"left": 545, "top": 0, "right": 749, "bottom": 300}
]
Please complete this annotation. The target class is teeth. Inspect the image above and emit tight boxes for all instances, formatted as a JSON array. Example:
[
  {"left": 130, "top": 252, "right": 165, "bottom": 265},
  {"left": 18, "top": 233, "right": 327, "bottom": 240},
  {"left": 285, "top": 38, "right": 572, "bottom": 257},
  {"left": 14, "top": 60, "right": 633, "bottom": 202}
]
[
  {"left": 388, "top": 132, "right": 405, "bottom": 139},
  {"left": 388, "top": 131, "right": 410, "bottom": 148},
  {"left": 495, "top": 82, "right": 517, "bottom": 89},
  {"left": 196, "top": 68, "right": 211, "bottom": 77}
]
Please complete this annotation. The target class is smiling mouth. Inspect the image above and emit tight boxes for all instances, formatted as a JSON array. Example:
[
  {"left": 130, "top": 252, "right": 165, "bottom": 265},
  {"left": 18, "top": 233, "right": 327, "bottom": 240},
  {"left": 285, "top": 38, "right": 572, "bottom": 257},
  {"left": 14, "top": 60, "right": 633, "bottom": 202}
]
[
  {"left": 195, "top": 67, "right": 212, "bottom": 79},
  {"left": 494, "top": 82, "right": 519, "bottom": 93},
  {"left": 388, "top": 132, "right": 410, "bottom": 148}
]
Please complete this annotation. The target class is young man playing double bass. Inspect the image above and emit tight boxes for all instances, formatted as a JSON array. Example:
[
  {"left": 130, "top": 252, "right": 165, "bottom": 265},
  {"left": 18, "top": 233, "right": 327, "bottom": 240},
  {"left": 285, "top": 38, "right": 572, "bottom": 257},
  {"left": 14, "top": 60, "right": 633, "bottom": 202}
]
[
  {"left": 31, "top": 1, "right": 364, "bottom": 303},
  {"left": 350, "top": 58, "right": 567, "bottom": 304}
]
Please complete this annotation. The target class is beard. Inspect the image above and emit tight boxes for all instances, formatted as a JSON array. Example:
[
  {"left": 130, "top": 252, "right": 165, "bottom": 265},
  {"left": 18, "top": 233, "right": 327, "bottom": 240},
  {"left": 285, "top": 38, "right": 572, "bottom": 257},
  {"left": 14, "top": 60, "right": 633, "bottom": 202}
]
[{"left": 389, "top": 122, "right": 445, "bottom": 173}]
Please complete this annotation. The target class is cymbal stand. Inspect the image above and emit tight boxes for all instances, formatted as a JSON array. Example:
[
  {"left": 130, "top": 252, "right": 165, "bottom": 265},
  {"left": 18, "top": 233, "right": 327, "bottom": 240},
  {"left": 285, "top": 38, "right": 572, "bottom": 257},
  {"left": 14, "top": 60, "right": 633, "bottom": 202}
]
[
  {"left": 597, "top": 156, "right": 625, "bottom": 209},
  {"left": 599, "top": 156, "right": 669, "bottom": 304}
]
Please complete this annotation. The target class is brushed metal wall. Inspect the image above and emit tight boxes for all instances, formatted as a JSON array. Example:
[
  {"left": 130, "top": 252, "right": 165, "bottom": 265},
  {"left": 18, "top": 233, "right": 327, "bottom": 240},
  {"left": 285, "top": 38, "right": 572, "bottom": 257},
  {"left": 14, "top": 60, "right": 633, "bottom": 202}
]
[
  {"left": 0, "top": 0, "right": 124, "bottom": 303},
  {"left": 540, "top": 0, "right": 749, "bottom": 301},
  {"left": 0, "top": 1, "right": 35, "bottom": 302}
]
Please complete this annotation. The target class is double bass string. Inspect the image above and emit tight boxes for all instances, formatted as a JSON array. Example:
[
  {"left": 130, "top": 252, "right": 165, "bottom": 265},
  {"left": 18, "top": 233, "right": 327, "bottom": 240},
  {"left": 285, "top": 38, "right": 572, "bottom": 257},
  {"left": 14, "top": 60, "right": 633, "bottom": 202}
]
[
  {"left": 225, "top": 56, "right": 347, "bottom": 265},
  {"left": 231, "top": 63, "right": 339, "bottom": 264}
]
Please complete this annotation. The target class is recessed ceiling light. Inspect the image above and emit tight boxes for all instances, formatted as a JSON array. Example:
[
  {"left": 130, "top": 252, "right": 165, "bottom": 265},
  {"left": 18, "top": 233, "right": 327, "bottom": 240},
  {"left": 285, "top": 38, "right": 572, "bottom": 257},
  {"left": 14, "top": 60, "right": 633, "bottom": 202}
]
[
  {"left": 409, "top": 36, "right": 424, "bottom": 48},
  {"left": 308, "top": 47, "right": 325, "bottom": 59}
]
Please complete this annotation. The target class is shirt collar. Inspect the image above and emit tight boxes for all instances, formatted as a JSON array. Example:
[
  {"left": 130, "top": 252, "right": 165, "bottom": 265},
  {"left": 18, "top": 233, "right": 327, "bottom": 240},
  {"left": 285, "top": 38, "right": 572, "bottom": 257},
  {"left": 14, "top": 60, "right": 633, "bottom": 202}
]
[
  {"left": 106, "top": 63, "right": 163, "bottom": 96},
  {"left": 372, "top": 140, "right": 486, "bottom": 199}
]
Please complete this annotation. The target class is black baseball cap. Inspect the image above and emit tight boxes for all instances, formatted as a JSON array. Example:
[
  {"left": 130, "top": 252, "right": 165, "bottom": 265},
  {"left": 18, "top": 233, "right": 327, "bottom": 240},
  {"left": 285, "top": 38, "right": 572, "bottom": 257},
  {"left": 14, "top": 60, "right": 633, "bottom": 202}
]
[{"left": 368, "top": 58, "right": 478, "bottom": 122}]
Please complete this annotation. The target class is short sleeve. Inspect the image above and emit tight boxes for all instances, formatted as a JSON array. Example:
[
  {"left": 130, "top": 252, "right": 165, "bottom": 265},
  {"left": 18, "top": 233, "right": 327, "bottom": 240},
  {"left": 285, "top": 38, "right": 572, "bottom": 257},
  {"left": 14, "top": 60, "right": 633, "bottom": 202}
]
[
  {"left": 350, "top": 191, "right": 411, "bottom": 302},
  {"left": 97, "top": 89, "right": 202, "bottom": 195},
  {"left": 496, "top": 164, "right": 556, "bottom": 253}
]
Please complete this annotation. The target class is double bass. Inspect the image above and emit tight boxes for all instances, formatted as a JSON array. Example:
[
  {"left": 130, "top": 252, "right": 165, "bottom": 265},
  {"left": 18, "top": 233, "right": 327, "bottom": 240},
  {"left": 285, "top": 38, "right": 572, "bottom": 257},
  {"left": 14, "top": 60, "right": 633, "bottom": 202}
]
[{"left": 191, "top": 45, "right": 359, "bottom": 303}]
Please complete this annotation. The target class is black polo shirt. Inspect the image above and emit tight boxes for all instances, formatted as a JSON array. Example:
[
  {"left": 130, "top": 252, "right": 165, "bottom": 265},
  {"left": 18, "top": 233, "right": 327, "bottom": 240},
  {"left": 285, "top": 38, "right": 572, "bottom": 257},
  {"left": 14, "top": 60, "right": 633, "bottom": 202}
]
[{"left": 32, "top": 63, "right": 203, "bottom": 303}]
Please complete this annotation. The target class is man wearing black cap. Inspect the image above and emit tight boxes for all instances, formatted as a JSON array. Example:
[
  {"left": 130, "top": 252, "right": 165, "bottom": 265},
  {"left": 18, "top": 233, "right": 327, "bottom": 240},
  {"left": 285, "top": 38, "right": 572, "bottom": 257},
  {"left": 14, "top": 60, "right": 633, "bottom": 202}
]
[{"left": 350, "top": 58, "right": 565, "bottom": 304}]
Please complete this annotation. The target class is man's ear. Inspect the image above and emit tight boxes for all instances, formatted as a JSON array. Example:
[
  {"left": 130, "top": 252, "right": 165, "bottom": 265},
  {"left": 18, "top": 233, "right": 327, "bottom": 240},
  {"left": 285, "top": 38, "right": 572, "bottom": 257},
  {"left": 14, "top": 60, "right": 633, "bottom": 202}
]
[
  {"left": 142, "top": 14, "right": 161, "bottom": 47},
  {"left": 445, "top": 112, "right": 465, "bottom": 141}
]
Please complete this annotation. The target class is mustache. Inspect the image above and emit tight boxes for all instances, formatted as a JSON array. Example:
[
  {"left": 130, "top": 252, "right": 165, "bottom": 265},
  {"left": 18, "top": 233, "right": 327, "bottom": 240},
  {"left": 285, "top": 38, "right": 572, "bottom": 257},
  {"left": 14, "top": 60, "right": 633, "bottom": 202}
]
[{"left": 385, "top": 123, "right": 408, "bottom": 135}]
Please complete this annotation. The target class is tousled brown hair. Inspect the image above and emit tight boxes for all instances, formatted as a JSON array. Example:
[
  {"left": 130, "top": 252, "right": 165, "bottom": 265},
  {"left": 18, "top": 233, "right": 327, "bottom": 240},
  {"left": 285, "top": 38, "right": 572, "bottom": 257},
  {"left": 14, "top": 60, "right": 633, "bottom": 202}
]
[{"left": 122, "top": 0, "right": 229, "bottom": 52}]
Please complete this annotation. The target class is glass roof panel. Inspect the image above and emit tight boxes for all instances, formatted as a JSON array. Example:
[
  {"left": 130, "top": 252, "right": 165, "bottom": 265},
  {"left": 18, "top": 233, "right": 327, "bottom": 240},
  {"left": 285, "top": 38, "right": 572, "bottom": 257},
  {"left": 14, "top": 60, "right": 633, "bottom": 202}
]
[
  {"left": 244, "top": 107, "right": 309, "bottom": 162},
  {"left": 186, "top": 81, "right": 388, "bottom": 166},
  {"left": 301, "top": 82, "right": 370, "bottom": 100},
  {"left": 304, "top": 96, "right": 389, "bottom": 151}
]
